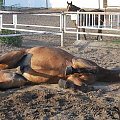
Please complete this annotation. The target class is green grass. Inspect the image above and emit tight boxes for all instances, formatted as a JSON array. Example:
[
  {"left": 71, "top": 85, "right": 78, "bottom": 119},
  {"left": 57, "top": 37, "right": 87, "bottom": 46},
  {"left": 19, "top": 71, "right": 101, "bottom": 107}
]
[
  {"left": 0, "top": 0, "right": 2, "bottom": 4},
  {"left": 111, "top": 40, "right": 120, "bottom": 44},
  {"left": 0, "top": 0, "right": 3, "bottom": 6},
  {"left": 0, "top": 30, "right": 23, "bottom": 47}
]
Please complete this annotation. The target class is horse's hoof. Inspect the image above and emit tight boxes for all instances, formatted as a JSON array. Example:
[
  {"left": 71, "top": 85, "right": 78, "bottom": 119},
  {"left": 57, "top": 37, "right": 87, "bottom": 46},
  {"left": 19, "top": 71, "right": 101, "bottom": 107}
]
[
  {"left": 58, "top": 79, "right": 94, "bottom": 92},
  {"left": 65, "top": 66, "right": 73, "bottom": 75},
  {"left": 58, "top": 79, "right": 83, "bottom": 91},
  {"left": 77, "top": 83, "right": 93, "bottom": 92},
  {"left": 96, "top": 37, "right": 103, "bottom": 41},
  {"left": 65, "top": 66, "right": 79, "bottom": 75},
  {"left": 58, "top": 79, "right": 74, "bottom": 89},
  {"left": 98, "top": 38, "right": 103, "bottom": 41}
]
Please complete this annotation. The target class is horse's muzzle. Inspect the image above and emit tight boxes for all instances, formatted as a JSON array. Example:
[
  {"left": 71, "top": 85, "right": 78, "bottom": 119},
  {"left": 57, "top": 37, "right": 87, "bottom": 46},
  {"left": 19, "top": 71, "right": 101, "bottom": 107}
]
[{"left": 58, "top": 79, "right": 74, "bottom": 89}]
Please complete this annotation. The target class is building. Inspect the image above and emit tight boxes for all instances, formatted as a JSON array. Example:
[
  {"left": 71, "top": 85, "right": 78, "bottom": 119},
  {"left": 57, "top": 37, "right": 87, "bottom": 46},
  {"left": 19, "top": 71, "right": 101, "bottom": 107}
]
[{"left": 2, "top": 0, "right": 120, "bottom": 9}]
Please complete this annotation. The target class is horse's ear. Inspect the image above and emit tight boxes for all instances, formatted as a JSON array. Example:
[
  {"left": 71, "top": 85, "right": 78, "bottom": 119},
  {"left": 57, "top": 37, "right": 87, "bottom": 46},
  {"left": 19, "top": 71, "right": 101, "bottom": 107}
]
[
  {"left": 67, "top": 1, "right": 68, "bottom": 4},
  {"left": 66, "top": 60, "right": 72, "bottom": 66},
  {"left": 72, "top": 57, "right": 79, "bottom": 64},
  {"left": 71, "top": 1, "right": 72, "bottom": 4}
]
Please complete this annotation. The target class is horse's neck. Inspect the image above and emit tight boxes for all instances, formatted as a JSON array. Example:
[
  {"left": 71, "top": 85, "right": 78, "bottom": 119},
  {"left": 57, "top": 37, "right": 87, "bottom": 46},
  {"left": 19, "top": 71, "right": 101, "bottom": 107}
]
[
  {"left": 73, "top": 5, "right": 80, "bottom": 11},
  {"left": 97, "top": 68, "right": 120, "bottom": 82}
]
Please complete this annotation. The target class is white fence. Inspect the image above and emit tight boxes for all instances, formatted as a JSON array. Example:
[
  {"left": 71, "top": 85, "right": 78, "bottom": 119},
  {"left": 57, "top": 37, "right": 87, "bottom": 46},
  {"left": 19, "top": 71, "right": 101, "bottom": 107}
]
[
  {"left": 0, "top": 11, "right": 120, "bottom": 46},
  {"left": 0, "top": 11, "right": 64, "bottom": 46},
  {"left": 64, "top": 11, "right": 120, "bottom": 40}
]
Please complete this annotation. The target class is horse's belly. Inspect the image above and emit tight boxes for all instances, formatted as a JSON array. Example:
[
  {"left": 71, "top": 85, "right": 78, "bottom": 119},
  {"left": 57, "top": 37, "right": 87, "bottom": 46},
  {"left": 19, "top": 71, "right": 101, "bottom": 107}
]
[{"left": 23, "top": 67, "right": 65, "bottom": 83}]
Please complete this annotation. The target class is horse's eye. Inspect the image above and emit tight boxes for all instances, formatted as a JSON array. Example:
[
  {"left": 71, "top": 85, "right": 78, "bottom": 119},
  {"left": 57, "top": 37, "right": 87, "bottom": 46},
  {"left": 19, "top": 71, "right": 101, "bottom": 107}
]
[{"left": 79, "top": 74, "right": 81, "bottom": 77}]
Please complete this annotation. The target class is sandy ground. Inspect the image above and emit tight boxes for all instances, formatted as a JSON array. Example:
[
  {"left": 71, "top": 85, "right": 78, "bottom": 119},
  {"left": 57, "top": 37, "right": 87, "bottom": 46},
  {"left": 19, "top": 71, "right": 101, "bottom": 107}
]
[{"left": 0, "top": 8, "right": 120, "bottom": 120}]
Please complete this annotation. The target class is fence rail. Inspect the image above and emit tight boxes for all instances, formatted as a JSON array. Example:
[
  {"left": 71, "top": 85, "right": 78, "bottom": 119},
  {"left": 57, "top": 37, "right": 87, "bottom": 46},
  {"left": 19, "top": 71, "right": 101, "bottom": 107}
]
[
  {"left": 64, "top": 11, "right": 120, "bottom": 40},
  {"left": 0, "top": 12, "right": 64, "bottom": 46},
  {"left": 0, "top": 11, "right": 120, "bottom": 46}
]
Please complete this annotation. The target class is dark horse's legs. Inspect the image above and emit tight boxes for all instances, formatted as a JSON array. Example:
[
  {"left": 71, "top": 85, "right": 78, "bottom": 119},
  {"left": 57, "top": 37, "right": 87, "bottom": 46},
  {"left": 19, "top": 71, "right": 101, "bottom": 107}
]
[
  {"left": 73, "top": 22, "right": 87, "bottom": 40},
  {"left": 77, "top": 28, "right": 87, "bottom": 40},
  {"left": 73, "top": 19, "right": 87, "bottom": 40},
  {"left": 74, "top": 19, "right": 103, "bottom": 41},
  {"left": 81, "top": 28, "right": 102, "bottom": 41},
  {"left": 97, "top": 29, "right": 103, "bottom": 41},
  {"left": 82, "top": 28, "right": 87, "bottom": 40}
]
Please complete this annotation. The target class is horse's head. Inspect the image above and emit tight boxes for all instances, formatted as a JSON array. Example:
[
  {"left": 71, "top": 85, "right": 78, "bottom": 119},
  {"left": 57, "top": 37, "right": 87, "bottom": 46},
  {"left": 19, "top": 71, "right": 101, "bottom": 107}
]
[
  {"left": 67, "top": 1, "right": 80, "bottom": 11},
  {"left": 67, "top": 1, "right": 73, "bottom": 11},
  {"left": 65, "top": 57, "right": 98, "bottom": 86}
]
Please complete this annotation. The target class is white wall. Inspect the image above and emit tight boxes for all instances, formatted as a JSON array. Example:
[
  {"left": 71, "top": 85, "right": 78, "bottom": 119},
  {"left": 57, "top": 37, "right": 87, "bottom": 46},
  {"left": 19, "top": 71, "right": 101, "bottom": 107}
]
[
  {"left": 47, "top": 0, "right": 67, "bottom": 8},
  {"left": 47, "top": 0, "right": 103, "bottom": 9},
  {"left": 63, "top": 0, "right": 102, "bottom": 8},
  {"left": 107, "top": 0, "right": 120, "bottom": 7},
  {"left": 5, "top": 0, "right": 46, "bottom": 7},
  {"left": 4, "top": 0, "right": 120, "bottom": 9}
]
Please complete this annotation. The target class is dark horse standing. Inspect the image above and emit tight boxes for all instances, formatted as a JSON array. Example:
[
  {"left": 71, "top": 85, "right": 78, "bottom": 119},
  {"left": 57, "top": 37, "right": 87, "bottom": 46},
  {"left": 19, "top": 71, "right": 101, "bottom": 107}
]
[{"left": 67, "top": 1, "right": 104, "bottom": 40}]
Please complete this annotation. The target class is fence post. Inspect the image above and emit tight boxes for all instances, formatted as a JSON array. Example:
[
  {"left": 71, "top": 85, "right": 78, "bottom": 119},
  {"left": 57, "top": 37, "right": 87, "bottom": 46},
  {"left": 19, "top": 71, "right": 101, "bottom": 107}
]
[
  {"left": 13, "top": 14, "right": 17, "bottom": 32},
  {"left": 0, "top": 15, "right": 3, "bottom": 31},
  {"left": 76, "top": 10, "right": 80, "bottom": 40},
  {"left": 60, "top": 12, "right": 64, "bottom": 47}
]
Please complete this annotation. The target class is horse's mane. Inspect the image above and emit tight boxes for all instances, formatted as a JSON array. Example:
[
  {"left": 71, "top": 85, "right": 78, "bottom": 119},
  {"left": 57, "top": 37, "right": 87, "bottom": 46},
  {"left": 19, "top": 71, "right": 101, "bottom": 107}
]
[{"left": 72, "top": 4, "right": 80, "bottom": 11}]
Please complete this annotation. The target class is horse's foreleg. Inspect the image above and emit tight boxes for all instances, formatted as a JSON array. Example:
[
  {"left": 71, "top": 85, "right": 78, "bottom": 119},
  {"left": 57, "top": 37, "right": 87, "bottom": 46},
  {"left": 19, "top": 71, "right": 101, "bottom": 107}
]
[
  {"left": 82, "top": 28, "right": 87, "bottom": 40},
  {"left": 67, "top": 74, "right": 83, "bottom": 86},
  {"left": 67, "top": 73, "right": 96, "bottom": 86},
  {"left": 97, "top": 29, "right": 103, "bottom": 41}
]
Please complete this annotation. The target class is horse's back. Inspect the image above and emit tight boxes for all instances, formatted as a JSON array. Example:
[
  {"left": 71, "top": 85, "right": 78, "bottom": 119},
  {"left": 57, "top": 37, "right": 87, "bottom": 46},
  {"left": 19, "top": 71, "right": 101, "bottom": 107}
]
[
  {"left": 27, "top": 46, "right": 74, "bottom": 70},
  {"left": 91, "top": 9, "right": 104, "bottom": 12}
]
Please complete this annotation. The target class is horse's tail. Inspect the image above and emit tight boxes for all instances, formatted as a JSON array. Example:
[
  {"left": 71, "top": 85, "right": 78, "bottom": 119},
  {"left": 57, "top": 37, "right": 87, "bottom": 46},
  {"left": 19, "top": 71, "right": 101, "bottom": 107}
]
[{"left": 0, "top": 49, "right": 27, "bottom": 70}]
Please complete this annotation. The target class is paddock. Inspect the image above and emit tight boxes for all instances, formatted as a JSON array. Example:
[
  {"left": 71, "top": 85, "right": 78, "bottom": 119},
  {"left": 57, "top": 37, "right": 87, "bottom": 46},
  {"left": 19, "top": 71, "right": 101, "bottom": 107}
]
[{"left": 0, "top": 8, "right": 120, "bottom": 120}]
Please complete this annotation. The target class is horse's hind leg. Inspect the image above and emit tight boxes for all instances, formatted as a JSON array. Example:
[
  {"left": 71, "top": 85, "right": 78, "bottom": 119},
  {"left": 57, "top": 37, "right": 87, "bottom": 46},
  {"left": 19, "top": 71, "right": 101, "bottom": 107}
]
[
  {"left": 0, "top": 50, "right": 26, "bottom": 70},
  {"left": 82, "top": 28, "right": 87, "bottom": 40},
  {"left": 0, "top": 70, "right": 28, "bottom": 89},
  {"left": 97, "top": 29, "right": 103, "bottom": 41}
]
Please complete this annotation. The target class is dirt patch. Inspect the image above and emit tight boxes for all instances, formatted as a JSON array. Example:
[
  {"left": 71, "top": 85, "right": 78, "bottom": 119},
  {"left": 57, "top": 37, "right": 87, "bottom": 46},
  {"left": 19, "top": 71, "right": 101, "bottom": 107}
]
[
  {"left": 0, "top": 83, "right": 120, "bottom": 120},
  {"left": 0, "top": 40, "right": 120, "bottom": 120}
]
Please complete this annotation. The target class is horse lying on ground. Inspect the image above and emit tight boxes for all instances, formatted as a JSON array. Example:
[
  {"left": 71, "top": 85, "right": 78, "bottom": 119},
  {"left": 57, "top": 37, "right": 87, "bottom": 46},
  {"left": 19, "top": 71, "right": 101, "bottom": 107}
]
[
  {"left": 0, "top": 46, "right": 119, "bottom": 89},
  {"left": 67, "top": 1, "right": 104, "bottom": 40}
]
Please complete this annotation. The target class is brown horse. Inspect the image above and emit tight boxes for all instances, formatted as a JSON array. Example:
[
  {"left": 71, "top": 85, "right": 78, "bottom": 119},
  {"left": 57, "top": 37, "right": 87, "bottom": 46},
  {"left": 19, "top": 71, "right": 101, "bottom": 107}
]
[
  {"left": 67, "top": 1, "right": 104, "bottom": 40},
  {"left": 0, "top": 46, "right": 119, "bottom": 89}
]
